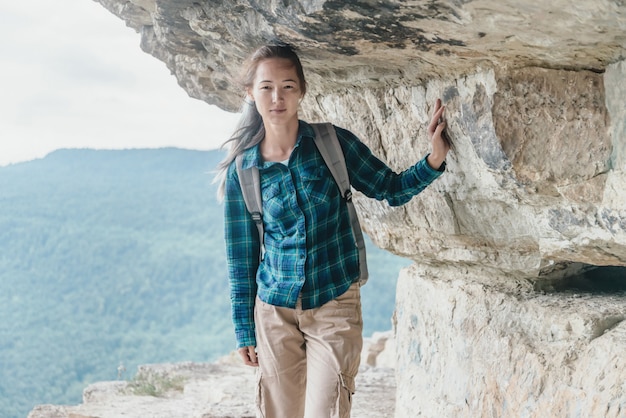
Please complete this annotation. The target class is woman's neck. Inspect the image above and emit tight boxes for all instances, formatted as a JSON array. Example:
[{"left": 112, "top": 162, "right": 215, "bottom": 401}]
[{"left": 261, "top": 119, "right": 299, "bottom": 162}]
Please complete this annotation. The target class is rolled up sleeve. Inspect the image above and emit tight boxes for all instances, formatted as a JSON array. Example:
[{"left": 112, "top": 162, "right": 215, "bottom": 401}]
[{"left": 336, "top": 126, "right": 445, "bottom": 206}]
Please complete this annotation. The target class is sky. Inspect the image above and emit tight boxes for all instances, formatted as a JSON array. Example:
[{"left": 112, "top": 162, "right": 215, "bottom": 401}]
[{"left": 0, "top": 0, "right": 240, "bottom": 167}]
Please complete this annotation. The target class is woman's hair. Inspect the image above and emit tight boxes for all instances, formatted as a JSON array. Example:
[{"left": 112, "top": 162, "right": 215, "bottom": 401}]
[{"left": 215, "top": 42, "right": 307, "bottom": 198}]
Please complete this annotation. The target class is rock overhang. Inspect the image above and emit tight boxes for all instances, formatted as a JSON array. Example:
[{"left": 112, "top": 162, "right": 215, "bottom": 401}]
[
  {"left": 95, "top": 0, "right": 626, "bottom": 110},
  {"left": 94, "top": 0, "right": 626, "bottom": 279}
]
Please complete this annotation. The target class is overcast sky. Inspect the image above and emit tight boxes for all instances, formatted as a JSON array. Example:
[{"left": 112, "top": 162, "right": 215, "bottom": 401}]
[{"left": 0, "top": 0, "right": 240, "bottom": 166}]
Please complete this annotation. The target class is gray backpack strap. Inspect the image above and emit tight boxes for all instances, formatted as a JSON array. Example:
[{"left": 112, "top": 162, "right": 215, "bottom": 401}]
[
  {"left": 311, "top": 123, "right": 369, "bottom": 284},
  {"left": 235, "top": 154, "right": 265, "bottom": 261}
]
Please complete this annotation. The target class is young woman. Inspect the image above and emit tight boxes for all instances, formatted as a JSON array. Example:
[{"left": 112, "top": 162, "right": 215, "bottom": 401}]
[{"left": 217, "top": 42, "right": 450, "bottom": 418}]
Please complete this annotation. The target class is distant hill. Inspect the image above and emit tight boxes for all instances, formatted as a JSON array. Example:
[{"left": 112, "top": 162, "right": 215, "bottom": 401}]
[{"left": 0, "top": 148, "right": 411, "bottom": 418}]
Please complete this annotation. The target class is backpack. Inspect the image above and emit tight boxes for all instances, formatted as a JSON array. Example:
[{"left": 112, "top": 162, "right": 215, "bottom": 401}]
[{"left": 235, "top": 122, "right": 369, "bottom": 284}]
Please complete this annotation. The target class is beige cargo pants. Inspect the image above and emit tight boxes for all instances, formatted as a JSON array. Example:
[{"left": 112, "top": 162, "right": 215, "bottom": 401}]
[{"left": 254, "top": 282, "right": 363, "bottom": 418}]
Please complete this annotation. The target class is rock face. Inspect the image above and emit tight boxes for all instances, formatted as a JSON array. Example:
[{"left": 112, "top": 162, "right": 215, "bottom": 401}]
[
  {"left": 81, "top": 1, "right": 626, "bottom": 417},
  {"left": 395, "top": 265, "right": 626, "bottom": 418}
]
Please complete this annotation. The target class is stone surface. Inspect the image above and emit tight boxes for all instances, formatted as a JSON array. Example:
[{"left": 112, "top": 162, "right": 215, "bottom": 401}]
[
  {"left": 93, "top": 0, "right": 626, "bottom": 112},
  {"left": 395, "top": 264, "right": 626, "bottom": 418},
  {"left": 90, "top": 1, "right": 626, "bottom": 276},
  {"left": 302, "top": 65, "right": 626, "bottom": 279},
  {"left": 82, "top": 1, "right": 626, "bottom": 416}
]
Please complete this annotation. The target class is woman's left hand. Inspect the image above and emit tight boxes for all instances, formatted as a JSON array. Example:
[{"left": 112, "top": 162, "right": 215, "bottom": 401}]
[{"left": 426, "top": 98, "right": 451, "bottom": 170}]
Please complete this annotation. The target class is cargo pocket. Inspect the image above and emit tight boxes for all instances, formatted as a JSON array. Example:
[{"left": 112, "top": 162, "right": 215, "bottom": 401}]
[{"left": 338, "top": 371, "right": 356, "bottom": 418}]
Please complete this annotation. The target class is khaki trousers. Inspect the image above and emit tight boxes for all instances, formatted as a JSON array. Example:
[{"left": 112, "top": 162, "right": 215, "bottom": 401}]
[{"left": 254, "top": 282, "right": 363, "bottom": 418}]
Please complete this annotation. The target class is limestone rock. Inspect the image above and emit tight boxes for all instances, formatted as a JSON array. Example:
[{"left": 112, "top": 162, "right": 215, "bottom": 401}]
[
  {"left": 27, "top": 406, "right": 69, "bottom": 418},
  {"left": 395, "top": 264, "right": 626, "bottom": 418},
  {"left": 92, "top": 0, "right": 626, "bottom": 112},
  {"left": 90, "top": 1, "right": 626, "bottom": 277},
  {"left": 362, "top": 330, "right": 396, "bottom": 369}
]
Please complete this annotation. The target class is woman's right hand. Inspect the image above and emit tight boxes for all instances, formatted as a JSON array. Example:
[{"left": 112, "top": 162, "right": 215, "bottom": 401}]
[
  {"left": 426, "top": 98, "right": 451, "bottom": 170},
  {"left": 238, "top": 346, "right": 259, "bottom": 367}
]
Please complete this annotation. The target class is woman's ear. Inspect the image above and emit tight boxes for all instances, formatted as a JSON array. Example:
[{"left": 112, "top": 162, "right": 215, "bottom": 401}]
[{"left": 245, "top": 89, "right": 254, "bottom": 103}]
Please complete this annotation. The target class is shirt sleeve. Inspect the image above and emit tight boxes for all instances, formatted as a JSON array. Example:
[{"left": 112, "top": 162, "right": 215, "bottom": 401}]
[
  {"left": 223, "top": 162, "right": 260, "bottom": 348},
  {"left": 335, "top": 126, "right": 445, "bottom": 206}
]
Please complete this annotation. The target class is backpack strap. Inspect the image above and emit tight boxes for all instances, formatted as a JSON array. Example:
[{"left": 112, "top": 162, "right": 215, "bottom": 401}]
[
  {"left": 311, "top": 123, "right": 369, "bottom": 284},
  {"left": 235, "top": 154, "right": 265, "bottom": 261}
]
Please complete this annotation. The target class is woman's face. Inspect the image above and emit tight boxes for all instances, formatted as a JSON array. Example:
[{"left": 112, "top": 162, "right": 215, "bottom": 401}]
[{"left": 247, "top": 58, "right": 303, "bottom": 127}]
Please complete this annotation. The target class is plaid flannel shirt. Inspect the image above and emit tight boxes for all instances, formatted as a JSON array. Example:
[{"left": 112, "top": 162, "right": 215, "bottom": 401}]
[{"left": 224, "top": 120, "right": 445, "bottom": 348}]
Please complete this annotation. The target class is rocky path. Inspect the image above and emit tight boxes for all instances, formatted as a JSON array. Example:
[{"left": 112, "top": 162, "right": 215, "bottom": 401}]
[
  {"left": 28, "top": 362, "right": 395, "bottom": 418},
  {"left": 29, "top": 334, "right": 396, "bottom": 418}
]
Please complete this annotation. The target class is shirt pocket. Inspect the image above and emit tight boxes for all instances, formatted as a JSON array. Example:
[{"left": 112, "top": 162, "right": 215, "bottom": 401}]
[
  {"left": 261, "top": 182, "right": 282, "bottom": 217},
  {"left": 301, "top": 165, "right": 339, "bottom": 205},
  {"left": 261, "top": 181, "right": 291, "bottom": 239}
]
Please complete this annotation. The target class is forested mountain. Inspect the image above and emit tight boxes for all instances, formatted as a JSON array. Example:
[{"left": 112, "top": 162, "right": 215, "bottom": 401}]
[{"left": 0, "top": 149, "right": 411, "bottom": 418}]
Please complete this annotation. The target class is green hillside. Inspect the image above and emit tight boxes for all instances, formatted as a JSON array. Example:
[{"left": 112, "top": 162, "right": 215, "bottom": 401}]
[{"left": 0, "top": 148, "right": 411, "bottom": 418}]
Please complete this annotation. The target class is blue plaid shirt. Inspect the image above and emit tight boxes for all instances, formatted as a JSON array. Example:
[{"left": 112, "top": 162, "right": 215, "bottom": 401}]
[{"left": 224, "top": 120, "right": 444, "bottom": 348}]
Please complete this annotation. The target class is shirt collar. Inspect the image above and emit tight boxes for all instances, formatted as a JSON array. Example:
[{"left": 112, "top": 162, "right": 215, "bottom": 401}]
[{"left": 239, "top": 120, "right": 316, "bottom": 169}]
